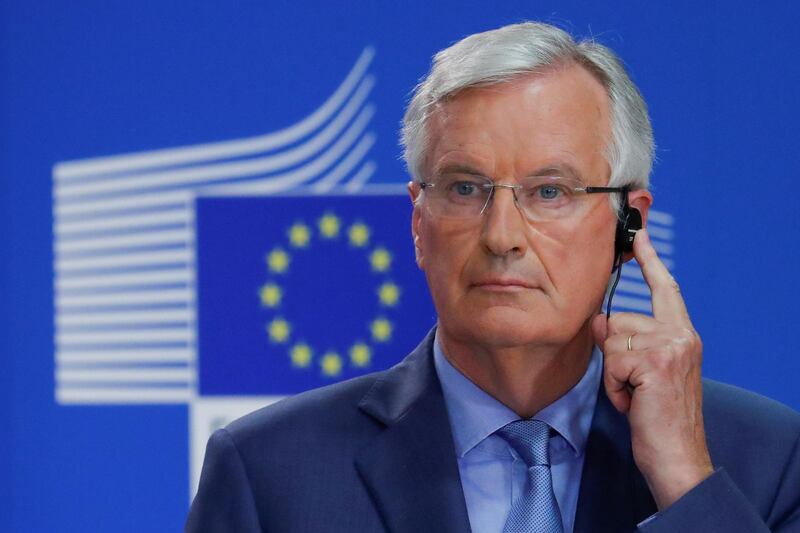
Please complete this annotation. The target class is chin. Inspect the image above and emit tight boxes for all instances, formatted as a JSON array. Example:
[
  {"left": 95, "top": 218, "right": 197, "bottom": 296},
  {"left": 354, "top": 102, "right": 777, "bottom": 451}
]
[{"left": 444, "top": 306, "right": 562, "bottom": 349}]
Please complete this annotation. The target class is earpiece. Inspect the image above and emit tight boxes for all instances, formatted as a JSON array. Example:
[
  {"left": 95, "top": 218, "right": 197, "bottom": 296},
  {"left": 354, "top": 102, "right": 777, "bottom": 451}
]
[
  {"left": 613, "top": 189, "right": 643, "bottom": 257},
  {"left": 606, "top": 189, "right": 643, "bottom": 317}
]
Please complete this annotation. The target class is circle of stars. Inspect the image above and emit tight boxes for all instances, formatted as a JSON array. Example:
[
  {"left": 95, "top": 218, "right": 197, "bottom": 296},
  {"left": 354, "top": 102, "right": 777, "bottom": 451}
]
[{"left": 258, "top": 212, "right": 400, "bottom": 378}]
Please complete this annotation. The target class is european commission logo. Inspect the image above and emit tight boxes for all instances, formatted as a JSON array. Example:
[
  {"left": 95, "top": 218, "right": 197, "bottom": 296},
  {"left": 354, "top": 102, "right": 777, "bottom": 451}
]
[
  {"left": 49, "top": 45, "right": 677, "bottom": 496},
  {"left": 259, "top": 214, "right": 402, "bottom": 377},
  {"left": 195, "top": 195, "right": 434, "bottom": 396}
]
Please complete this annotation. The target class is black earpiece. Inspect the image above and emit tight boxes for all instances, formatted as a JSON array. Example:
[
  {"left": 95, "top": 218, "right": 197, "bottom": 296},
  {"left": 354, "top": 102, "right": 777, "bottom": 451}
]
[
  {"left": 613, "top": 189, "right": 643, "bottom": 257},
  {"left": 607, "top": 189, "right": 643, "bottom": 317}
]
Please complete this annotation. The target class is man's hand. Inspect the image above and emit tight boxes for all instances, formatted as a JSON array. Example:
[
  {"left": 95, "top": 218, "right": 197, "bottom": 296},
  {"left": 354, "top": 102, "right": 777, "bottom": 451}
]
[{"left": 592, "top": 228, "right": 714, "bottom": 511}]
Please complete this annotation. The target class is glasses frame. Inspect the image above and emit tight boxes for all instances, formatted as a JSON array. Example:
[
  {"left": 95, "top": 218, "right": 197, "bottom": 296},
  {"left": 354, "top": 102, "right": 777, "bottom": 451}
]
[{"left": 418, "top": 177, "right": 628, "bottom": 220}]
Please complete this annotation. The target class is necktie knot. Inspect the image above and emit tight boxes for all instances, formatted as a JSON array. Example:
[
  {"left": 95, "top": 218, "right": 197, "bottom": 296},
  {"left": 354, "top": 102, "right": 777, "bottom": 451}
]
[{"left": 496, "top": 419, "right": 551, "bottom": 467}]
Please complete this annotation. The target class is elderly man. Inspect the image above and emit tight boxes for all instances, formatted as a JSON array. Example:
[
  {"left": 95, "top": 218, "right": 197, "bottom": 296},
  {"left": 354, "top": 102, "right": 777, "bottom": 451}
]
[{"left": 186, "top": 22, "right": 800, "bottom": 532}]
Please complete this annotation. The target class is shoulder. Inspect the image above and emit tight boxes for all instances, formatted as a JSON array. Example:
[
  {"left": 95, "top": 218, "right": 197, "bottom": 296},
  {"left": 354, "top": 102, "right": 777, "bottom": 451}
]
[
  {"left": 224, "top": 370, "right": 388, "bottom": 455},
  {"left": 702, "top": 379, "right": 800, "bottom": 502},
  {"left": 188, "top": 369, "right": 406, "bottom": 531},
  {"left": 223, "top": 330, "right": 438, "bottom": 455},
  {"left": 702, "top": 379, "right": 800, "bottom": 442}
]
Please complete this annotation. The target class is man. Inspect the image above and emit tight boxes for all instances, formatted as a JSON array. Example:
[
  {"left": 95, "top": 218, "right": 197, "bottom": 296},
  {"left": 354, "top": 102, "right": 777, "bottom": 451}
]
[{"left": 186, "top": 22, "right": 800, "bottom": 532}]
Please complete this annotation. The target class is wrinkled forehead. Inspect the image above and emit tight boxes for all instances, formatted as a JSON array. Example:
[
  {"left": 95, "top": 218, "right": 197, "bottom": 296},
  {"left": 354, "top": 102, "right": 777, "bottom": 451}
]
[{"left": 423, "top": 65, "right": 613, "bottom": 183}]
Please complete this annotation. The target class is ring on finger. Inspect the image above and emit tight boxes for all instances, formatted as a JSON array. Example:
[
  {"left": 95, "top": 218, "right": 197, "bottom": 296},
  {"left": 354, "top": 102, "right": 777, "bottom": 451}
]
[{"left": 627, "top": 334, "right": 636, "bottom": 351}]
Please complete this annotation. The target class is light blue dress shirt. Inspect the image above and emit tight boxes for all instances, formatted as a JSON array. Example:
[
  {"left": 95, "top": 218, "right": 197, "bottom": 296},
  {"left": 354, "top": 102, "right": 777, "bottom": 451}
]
[{"left": 433, "top": 335, "right": 602, "bottom": 533}]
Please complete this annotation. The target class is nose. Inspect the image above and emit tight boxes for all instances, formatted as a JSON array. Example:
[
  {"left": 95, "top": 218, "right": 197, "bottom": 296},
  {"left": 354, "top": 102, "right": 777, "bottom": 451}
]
[{"left": 480, "top": 186, "right": 529, "bottom": 257}]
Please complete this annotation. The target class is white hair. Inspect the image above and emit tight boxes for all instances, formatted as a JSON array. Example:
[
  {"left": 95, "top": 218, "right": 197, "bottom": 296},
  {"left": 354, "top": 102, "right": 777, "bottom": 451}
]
[{"left": 401, "top": 22, "right": 654, "bottom": 202}]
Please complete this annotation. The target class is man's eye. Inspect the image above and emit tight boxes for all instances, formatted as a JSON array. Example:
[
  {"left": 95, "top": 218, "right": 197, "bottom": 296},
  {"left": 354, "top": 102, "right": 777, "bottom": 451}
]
[
  {"left": 453, "top": 182, "right": 477, "bottom": 196},
  {"left": 538, "top": 185, "right": 561, "bottom": 200}
]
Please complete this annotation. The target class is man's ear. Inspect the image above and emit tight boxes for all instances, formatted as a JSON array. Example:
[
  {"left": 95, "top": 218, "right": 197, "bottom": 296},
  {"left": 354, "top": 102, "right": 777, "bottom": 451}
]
[
  {"left": 408, "top": 181, "right": 425, "bottom": 270},
  {"left": 623, "top": 189, "right": 653, "bottom": 263}
]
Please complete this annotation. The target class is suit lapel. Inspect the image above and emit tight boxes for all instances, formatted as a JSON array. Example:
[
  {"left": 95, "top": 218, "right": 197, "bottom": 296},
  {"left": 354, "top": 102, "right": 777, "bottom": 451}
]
[
  {"left": 574, "top": 389, "right": 657, "bottom": 533},
  {"left": 355, "top": 331, "right": 472, "bottom": 533}
]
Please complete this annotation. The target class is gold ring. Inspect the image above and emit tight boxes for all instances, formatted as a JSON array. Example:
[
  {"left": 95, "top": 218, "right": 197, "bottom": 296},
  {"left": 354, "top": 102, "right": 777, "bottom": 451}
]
[{"left": 627, "top": 334, "right": 635, "bottom": 351}]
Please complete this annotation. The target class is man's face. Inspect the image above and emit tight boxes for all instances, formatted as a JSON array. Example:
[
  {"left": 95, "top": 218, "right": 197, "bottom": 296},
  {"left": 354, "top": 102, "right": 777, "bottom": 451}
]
[{"left": 411, "top": 64, "right": 643, "bottom": 349}]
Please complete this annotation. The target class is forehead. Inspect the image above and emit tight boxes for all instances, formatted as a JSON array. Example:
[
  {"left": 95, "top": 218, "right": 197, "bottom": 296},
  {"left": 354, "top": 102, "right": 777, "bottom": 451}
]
[{"left": 425, "top": 64, "right": 612, "bottom": 179}]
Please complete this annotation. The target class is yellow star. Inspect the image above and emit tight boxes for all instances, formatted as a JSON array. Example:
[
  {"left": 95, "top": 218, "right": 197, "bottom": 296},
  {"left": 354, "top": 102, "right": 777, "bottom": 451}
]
[
  {"left": 348, "top": 222, "right": 370, "bottom": 247},
  {"left": 369, "top": 247, "right": 392, "bottom": 272},
  {"left": 258, "top": 283, "right": 282, "bottom": 308},
  {"left": 267, "top": 317, "right": 291, "bottom": 343},
  {"left": 377, "top": 282, "right": 400, "bottom": 307},
  {"left": 320, "top": 351, "right": 343, "bottom": 377},
  {"left": 288, "top": 222, "right": 311, "bottom": 248},
  {"left": 267, "top": 248, "right": 290, "bottom": 273},
  {"left": 318, "top": 213, "right": 341, "bottom": 239},
  {"left": 370, "top": 318, "right": 393, "bottom": 342},
  {"left": 289, "top": 343, "right": 312, "bottom": 368},
  {"left": 349, "top": 342, "right": 372, "bottom": 367}
]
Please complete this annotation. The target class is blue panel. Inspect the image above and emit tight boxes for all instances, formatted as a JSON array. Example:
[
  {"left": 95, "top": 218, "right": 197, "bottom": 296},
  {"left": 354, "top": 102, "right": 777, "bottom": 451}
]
[{"left": 196, "top": 195, "right": 434, "bottom": 395}]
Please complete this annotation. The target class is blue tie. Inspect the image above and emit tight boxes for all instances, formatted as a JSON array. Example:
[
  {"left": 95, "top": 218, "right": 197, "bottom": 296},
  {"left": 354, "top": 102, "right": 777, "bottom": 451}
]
[{"left": 497, "top": 419, "right": 564, "bottom": 533}]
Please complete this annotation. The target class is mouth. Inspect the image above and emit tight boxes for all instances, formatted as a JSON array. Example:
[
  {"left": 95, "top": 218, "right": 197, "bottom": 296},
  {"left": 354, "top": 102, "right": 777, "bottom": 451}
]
[{"left": 470, "top": 277, "right": 539, "bottom": 293}]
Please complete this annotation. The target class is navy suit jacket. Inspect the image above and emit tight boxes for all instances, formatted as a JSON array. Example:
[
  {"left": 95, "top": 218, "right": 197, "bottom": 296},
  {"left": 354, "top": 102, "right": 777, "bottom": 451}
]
[{"left": 186, "top": 331, "right": 800, "bottom": 532}]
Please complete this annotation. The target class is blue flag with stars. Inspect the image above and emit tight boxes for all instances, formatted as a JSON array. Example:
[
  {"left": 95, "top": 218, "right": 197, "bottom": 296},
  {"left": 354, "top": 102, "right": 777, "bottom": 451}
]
[{"left": 196, "top": 194, "right": 436, "bottom": 396}]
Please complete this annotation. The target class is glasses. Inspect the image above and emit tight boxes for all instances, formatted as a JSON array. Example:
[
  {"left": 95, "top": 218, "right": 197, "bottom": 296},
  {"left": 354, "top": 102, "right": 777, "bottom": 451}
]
[{"left": 418, "top": 174, "right": 626, "bottom": 222}]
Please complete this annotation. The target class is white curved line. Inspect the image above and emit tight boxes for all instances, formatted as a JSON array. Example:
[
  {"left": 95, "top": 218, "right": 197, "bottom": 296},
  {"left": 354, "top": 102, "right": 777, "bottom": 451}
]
[
  {"left": 57, "top": 288, "right": 193, "bottom": 309},
  {"left": 56, "top": 328, "right": 194, "bottom": 346},
  {"left": 55, "top": 75, "right": 376, "bottom": 200},
  {"left": 56, "top": 210, "right": 192, "bottom": 237},
  {"left": 56, "top": 387, "right": 192, "bottom": 404},
  {"left": 57, "top": 348, "right": 192, "bottom": 364},
  {"left": 616, "top": 279, "right": 651, "bottom": 297},
  {"left": 201, "top": 105, "right": 375, "bottom": 196},
  {"left": 646, "top": 225, "right": 673, "bottom": 240},
  {"left": 53, "top": 47, "right": 376, "bottom": 181},
  {"left": 343, "top": 161, "right": 378, "bottom": 193},
  {"left": 353, "top": 183, "right": 408, "bottom": 195},
  {"left": 57, "top": 249, "right": 192, "bottom": 272},
  {"left": 57, "top": 309, "right": 194, "bottom": 327},
  {"left": 56, "top": 229, "right": 192, "bottom": 255},
  {"left": 648, "top": 210, "right": 674, "bottom": 226},
  {"left": 312, "top": 133, "right": 376, "bottom": 193},
  {"left": 56, "top": 268, "right": 192, "bottom": 291},
  {"left": 57, "top": 368, "right": 194, "bottom": 383},
  {"left": 55, "top": 190, "right": 190, "bottom": 218}
]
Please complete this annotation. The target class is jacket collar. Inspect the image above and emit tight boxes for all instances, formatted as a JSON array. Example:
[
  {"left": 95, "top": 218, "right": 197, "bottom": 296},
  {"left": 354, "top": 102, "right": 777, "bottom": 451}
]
[{"left": 355, "top": 329, "right": 472, "bottom": 533}]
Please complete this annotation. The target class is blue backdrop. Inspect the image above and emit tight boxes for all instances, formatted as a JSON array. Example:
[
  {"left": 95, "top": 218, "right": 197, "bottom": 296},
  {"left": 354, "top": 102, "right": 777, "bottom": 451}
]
[{"left": 2, "top": 2, "right": 799, "bottom": 531}]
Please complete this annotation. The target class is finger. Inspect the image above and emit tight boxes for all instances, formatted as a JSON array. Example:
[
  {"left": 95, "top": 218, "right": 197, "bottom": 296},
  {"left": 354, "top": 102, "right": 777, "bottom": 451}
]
[
  {"left": 604, "top": 378, "right": 631, "bottom": 414},
  {"left": 592, "top": 313, "right": 608, "bottom": 351},
  {"left": 606, "top": 312, "right": 661, "bottom": 336},
  {"left": 603, "top": 331, "right": 676, "bottom": 355},
  {"left": 603, "top": 348, "right": 653, "bottom": 413},
  {"left": 603, "top": 350, "right": 639, "bottom": 413},
  {"left": 633, "top": 228, "right": 691, "bottom": 326}
]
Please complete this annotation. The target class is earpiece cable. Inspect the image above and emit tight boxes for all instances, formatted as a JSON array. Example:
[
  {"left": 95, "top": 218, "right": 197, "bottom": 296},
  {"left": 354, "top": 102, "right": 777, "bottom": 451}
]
[{"left": 606, "top": 251, "right": 624, "bottom": 318}]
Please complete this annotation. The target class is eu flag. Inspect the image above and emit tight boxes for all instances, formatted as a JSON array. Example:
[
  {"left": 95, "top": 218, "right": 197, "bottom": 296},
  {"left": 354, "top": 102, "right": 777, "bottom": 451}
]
[{"left": 196, "top": 194, "right": 436, "bottom": 396}]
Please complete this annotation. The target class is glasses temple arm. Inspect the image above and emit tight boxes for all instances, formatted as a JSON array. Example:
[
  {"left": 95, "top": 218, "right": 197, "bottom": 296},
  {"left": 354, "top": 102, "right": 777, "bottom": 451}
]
[{"left": 581, "top": 186, "right": 627, "bottom": 194}]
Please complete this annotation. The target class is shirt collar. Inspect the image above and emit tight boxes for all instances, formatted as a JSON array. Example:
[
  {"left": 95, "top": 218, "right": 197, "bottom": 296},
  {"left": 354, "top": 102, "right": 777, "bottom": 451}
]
[{"left": 433, "top": 330, "right": 602, "bottom": 459}]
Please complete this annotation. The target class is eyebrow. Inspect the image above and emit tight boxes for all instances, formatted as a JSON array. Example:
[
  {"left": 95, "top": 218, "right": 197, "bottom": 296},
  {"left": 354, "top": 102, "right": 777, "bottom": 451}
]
[
  {"left": 435, "top": 163, "right": 487, "bottom": 177},
  {"left": 435, "top": 162, "right": 586, "bottom": 182},
  {"left": 528, "top": 164, "right": 583, "bottom": 181}
]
